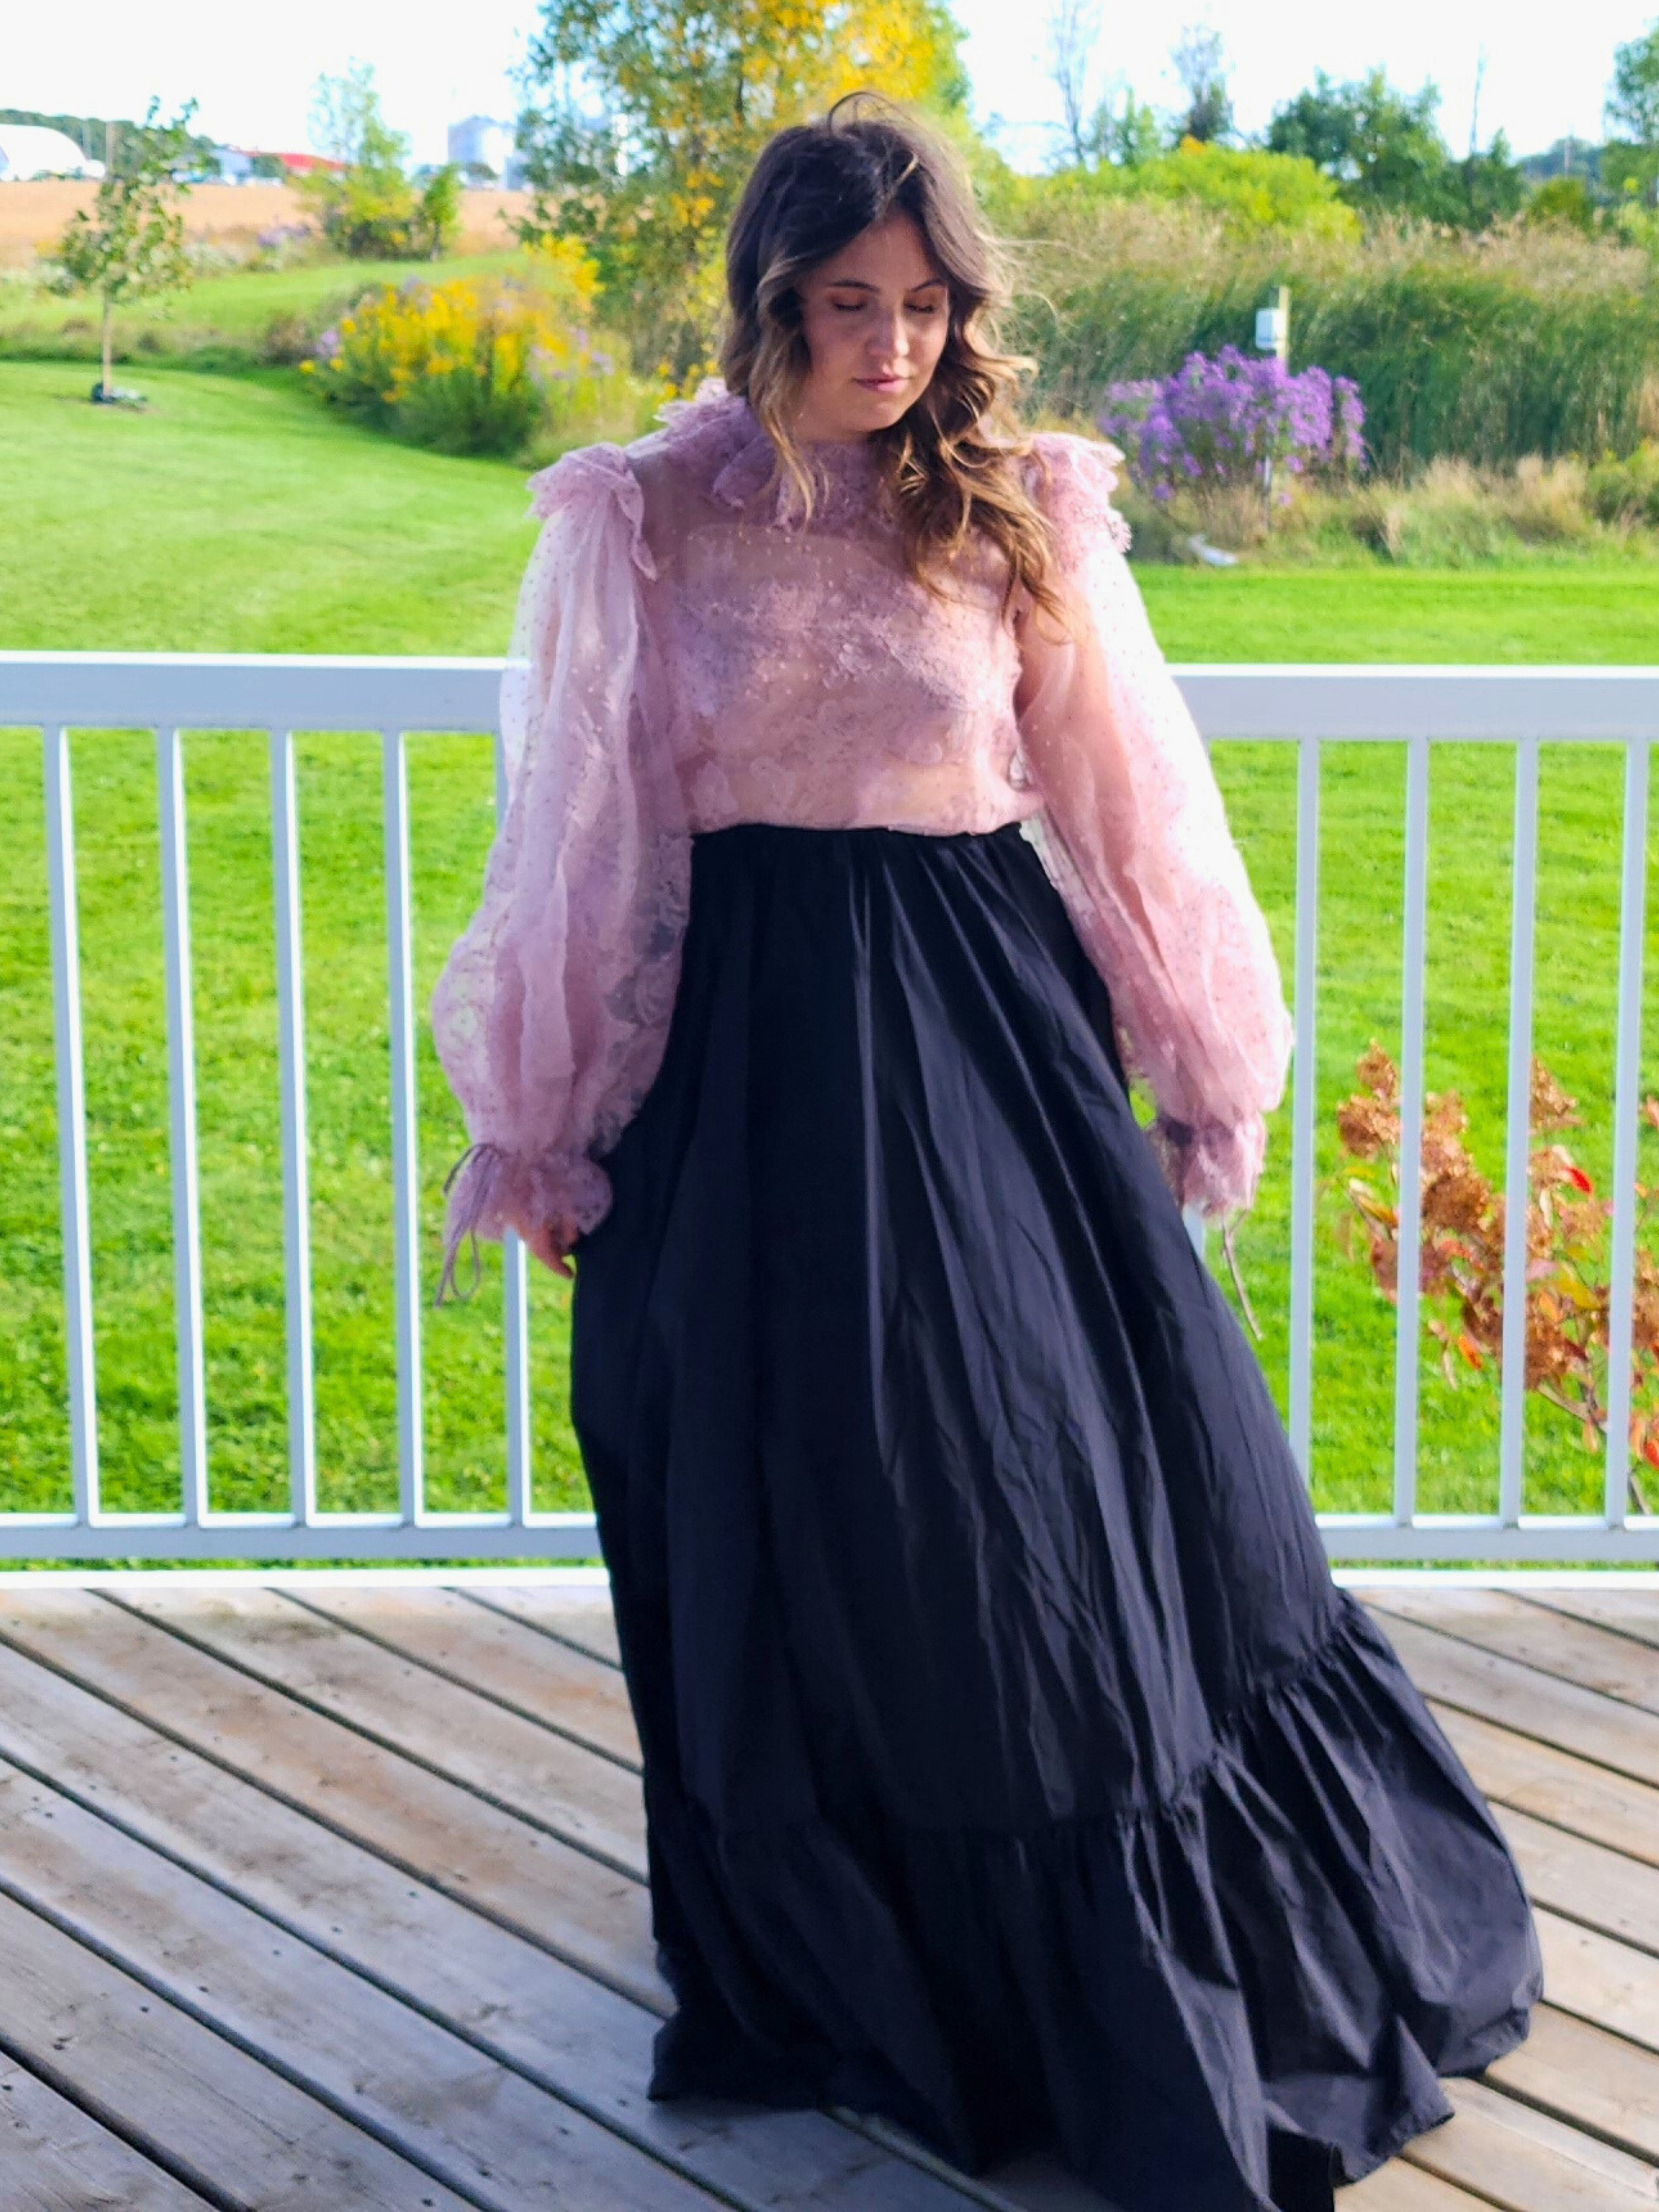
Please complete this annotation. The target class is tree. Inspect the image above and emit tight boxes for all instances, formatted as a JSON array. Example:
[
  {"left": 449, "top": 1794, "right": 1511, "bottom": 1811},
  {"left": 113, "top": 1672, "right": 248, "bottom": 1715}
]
[
  {"left": 1451, "top": 131, "right": 1527, "bottom": 229},
  {"left": 300, "top": 64, "right": 462, "bottom": 259},
  {"left": 1266, "top": 66, "right": 1523, "bottom": 228},
  {"left": 1605, "top": 19, "right": 1659, "bottom": 209},
  {"left": 56, "top": 97, "right": 196, "bottom": 403},
  {"left": 1168, "top": 23, "right": 1232, "bottom": 147},
  {"left": 1047, "top": 0, "right": 1100, "bottom": 168},
  {"left": 1267, "top": 69, "right": 1446, "bottom": 213},
  {"left": 1608, "top": 19, "right": 1659, "bottom": 144},
  {"left": 1042, "top": 0, "right": 1157, "bottom": 173},
  {"left": 1100, "top": 88, "right": 1161, "bottom": 168},
  {"left": 515, "top": 0, "right": 970, "bottom": 377}
]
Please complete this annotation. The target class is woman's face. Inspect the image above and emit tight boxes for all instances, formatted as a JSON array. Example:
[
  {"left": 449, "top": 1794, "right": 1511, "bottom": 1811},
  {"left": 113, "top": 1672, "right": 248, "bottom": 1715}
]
[{"left": 791, "top": 211, "right": 950, "bottom": 443}]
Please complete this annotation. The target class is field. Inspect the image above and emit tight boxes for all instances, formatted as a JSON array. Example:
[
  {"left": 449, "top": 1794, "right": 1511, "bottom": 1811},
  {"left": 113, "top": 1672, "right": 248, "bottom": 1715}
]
[
  {"left": 0, "top": 180, "right": 530, "bottom": 268},
  {"left": 4, "top": 357, "right": 1658, "bottom": 1548}
]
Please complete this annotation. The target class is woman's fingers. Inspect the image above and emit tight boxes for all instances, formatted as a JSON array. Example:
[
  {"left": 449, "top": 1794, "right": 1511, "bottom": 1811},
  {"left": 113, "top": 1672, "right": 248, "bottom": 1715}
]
[{"left": 521, "top": 1216, "right": 577, "bottom": 1277}]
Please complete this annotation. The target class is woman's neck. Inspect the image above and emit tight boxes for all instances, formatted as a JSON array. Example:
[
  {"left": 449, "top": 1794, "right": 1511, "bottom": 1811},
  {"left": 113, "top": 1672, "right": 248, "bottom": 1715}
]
[{"left": 783, "top": 399, "right": 879, "bottom": 448}]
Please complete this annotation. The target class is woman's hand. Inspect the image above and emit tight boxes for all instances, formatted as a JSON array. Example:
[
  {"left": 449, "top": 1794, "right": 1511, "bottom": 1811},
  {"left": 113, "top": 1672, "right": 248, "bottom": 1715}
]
[{"left": 523, "top": 1213, "right": 581, "bottom": 1279}]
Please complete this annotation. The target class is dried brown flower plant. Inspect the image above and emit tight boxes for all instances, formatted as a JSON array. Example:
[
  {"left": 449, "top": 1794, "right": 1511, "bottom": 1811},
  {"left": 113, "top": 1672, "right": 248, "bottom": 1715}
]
[{"left": 1337, "top": 1042, "right": 1659, "bottom": 1515}]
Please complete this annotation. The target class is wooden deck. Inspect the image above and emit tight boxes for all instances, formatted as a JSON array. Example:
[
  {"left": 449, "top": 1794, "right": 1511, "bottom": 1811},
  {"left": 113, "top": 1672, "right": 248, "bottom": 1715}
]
[{"left": 0, "top": 1579, "right": 1653, "bottom": 2212}]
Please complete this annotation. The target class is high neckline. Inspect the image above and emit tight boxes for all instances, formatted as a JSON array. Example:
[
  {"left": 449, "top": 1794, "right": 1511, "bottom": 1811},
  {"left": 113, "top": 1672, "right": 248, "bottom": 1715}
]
[{"left": 712, "top": 401, "right": 884, "bottom": 528}]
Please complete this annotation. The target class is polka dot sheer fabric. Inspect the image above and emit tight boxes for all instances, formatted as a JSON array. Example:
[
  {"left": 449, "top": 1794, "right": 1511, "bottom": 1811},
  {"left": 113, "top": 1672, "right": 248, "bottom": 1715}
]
[{"left": 432, "top": 384, "right": 1292, "bottom": 1284}]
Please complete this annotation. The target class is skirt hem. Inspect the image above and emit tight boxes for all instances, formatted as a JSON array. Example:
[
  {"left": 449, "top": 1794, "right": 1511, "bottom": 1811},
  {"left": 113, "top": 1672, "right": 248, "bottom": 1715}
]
[{"left": 639, "top": 1594, "right": 1538, "bottom": 2206}]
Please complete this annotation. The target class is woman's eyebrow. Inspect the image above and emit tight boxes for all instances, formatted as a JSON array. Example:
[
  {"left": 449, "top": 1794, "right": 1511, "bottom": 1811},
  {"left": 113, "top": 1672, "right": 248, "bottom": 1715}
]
[{"left": 822, "top": 275, "right": 948, "bottom": 293}]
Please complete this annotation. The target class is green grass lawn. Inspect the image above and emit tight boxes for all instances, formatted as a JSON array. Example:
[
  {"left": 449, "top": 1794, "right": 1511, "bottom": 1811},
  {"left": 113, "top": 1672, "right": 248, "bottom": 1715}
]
[
  {"left": 1139, "top": 566, "right": 1659, "bottom": 666},
  {"left": 0, "top": 362, "right": 539, "bottom": 654},
  {"left": 4, "top": 358, "right": 1658, "bottom": 1548}
]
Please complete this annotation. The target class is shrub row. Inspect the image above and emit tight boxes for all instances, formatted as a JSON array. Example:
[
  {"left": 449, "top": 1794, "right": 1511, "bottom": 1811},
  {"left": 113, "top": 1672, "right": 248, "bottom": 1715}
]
[{"left": 1009, "top": 203, "right": 1659, "bottom": 471}]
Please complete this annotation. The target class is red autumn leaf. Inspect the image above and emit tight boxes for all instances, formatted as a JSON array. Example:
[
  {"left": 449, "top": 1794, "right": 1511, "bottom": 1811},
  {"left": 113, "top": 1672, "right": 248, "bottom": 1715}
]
[
  {"left": 1566, "top": 1165, "right": 1594, "bottom": 1194},
  {"left": 1457, "top": 1333, "right": 1485, "bottom": 1370},
  {"left": 1644, "top": 1436, "right": 1659, "bottom": 1470}
]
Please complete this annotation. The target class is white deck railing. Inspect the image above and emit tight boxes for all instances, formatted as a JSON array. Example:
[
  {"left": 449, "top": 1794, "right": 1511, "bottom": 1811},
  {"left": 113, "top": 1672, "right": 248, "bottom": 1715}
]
[{"left": 3, "top": 653, "right": 1658, "bottom": 1563}]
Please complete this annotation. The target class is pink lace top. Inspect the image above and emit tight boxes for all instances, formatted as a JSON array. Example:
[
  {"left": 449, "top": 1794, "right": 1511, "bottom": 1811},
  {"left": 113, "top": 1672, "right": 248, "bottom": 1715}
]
[{"left": 432, "top": 383, "right": 1292, "bottom": 1277}]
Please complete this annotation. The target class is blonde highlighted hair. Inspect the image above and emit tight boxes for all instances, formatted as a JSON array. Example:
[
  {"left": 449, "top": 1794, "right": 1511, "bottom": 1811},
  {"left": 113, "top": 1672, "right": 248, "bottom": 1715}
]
[{"left": 720, "top": 93, "right": 1062, "bottom": 619}]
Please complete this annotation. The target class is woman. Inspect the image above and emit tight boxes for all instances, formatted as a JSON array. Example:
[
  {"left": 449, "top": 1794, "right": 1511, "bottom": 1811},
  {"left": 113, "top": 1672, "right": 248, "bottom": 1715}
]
[{"left": 432, "top": 96, "right": 1540, "bottom": 2212}]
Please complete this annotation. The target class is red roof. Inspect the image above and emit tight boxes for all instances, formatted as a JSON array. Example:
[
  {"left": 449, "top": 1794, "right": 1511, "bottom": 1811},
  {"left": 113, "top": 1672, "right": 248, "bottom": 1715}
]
[{"left": 233, "top": 149, "right": 348, "bottom": 175}]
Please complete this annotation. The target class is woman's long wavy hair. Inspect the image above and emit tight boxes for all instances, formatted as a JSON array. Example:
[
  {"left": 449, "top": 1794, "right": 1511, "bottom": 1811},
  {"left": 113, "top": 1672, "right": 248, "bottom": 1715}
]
[{"left": 721, "top": 95, "right": 1061, "bottom": 618}]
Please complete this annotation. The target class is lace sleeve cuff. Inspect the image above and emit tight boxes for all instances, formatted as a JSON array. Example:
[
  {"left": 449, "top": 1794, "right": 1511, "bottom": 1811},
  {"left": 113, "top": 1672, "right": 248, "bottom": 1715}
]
[
  {"left": 438, "top": 1141, "right": 614, "bottom": 1301},
  {"left": 1150, "top": 1113, "right": 1269, "bottom": 1222}
]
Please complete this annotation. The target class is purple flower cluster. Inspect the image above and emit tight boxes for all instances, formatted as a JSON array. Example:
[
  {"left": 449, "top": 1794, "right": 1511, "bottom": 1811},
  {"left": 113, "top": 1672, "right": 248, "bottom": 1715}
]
[{"left": 1100, "top": 346, "right": 1366, "bottom": 505}]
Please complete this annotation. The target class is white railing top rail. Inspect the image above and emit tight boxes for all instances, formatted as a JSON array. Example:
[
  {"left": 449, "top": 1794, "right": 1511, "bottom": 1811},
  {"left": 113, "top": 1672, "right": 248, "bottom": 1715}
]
[{"left": 5, "top": 652, "right": 1659, "bottom": 740}]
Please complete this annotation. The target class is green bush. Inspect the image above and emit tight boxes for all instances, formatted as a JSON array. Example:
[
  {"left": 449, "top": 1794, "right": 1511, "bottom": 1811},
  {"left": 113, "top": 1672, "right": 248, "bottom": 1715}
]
[
  {"left": 303, "top": 249, "right": 666, "bottom": 461},
  {"left": 1587, "top": 441, "right": 1659, "bottom": 525},
  {"left": 1526, "top": 178, "right": 1598, "bottom": 234},
  {"left": 1006, "top": 144, "right": 1360, "bottom": 241}
]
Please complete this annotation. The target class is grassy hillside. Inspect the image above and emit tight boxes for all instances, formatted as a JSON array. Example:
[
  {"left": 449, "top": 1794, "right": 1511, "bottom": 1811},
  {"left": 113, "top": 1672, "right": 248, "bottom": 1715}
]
[
  {"left": 0, "top": 251, "right": 529, "bottom": 371},
  {"left": 0, "top": 363, "right": 538, "bottom": 654}
]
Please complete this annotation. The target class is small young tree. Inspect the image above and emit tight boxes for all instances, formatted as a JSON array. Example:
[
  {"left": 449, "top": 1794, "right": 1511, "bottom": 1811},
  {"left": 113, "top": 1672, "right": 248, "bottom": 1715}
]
[
  {"left": 1047, "top": 0, "right": 1102, "bottom": 168},
  {"left": 1102, "top": 89, "right": 1162, "bottom": 168},
  {"left": 1168, "top": 23, "right": 1233, "bottom": 147},
  {"left": 411, "top": 165, "right": 464, "bottom": 260},
  {"left": 56, "top": 97, "right": 197, "bottom": 403},
  {"left": 301, "top": 63, "right": 460, "bottom": 259},
  {"left": 1043, "top": 1, "right": 1159, "bottom": 173}
]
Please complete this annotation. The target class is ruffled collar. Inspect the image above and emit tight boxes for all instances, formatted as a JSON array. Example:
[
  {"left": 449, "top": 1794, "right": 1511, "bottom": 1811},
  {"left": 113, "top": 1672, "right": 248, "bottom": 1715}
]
[{"left": 656, "top": 380, "right": 887, "bottom": 531}]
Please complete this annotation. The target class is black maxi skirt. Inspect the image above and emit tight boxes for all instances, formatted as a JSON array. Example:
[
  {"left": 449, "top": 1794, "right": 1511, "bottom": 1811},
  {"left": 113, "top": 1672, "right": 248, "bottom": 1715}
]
[{"left": 568, "top": 818, "right": 1542, "bottom": 2212}]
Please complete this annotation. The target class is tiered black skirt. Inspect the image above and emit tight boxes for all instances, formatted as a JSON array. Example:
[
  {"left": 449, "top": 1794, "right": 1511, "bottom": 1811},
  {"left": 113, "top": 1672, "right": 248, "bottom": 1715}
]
[{"left": 568, "top": 818, "right": 1541, "bottom": 2212}]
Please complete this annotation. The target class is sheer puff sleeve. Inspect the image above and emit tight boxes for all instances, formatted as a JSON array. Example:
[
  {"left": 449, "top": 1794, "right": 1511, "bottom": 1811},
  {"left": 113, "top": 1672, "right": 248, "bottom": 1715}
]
[
  {"left": 431, "top": 442, "right": 690, "bottom": 1291},
  {"left": 1015, "top": 434, "right": 1293, "bottom": 1219}
]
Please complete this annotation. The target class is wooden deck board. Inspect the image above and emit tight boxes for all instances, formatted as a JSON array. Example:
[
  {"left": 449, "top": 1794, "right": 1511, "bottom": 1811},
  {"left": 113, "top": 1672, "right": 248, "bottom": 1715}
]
[
  {"left": 0, "top": 1885, "right": 484, "bottom": 2211},
  {"left": 0, "top": 1589, "right": 664, "bottom": 2006},
  {"left": 1370, "top": 1590, "right": 1659, "bottom": 1718},
  {"left": 1494, "top": 1806, "right": 1659, "bottom": 1958},
  {"left": 1521, "top": 1591, "right": 1659, "bottom": 1654},
  {"left": 1360, "top": 1602, "right": 1659, "bottom": 1788},
  {"left": 290, "top": 1585, "right": 641, "bottom": 1765},
  {"left": 0, "top": 1760, "right": 728, "bottom": 2212},
  {"left": 1427, "top": 1702, "right": 1659, "bottom": 1870},
  {"left": 0, "top": 1578, "right": 1651, "bottom": 2209},
  {"left": 1486, "top": 2007, "right": 1659, "bottom": 2163},
  {"left": 0, "top": 2053, "right": 215, "bottom": 2210},
  {"left": 1405, "top": 2077, "right": 1659, "bottom": 2208},
  {"left": 112, "top": 1586, "right": 649, "bottom": 1876},
  {"left": 469, "top": 1585, "right": 625, "bottom": 1669},
  {"left": 0, "top": 1640, "right": 984, "bottom": 2212}
]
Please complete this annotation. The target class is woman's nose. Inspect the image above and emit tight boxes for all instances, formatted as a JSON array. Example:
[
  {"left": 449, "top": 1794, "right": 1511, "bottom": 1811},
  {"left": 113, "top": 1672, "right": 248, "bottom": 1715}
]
[{"left": 867, "top": 309, "right": 907, "bottom": 360}]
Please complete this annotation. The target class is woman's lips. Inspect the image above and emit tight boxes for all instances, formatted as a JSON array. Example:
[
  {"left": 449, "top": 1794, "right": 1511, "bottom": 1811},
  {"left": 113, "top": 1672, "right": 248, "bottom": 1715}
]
[{"left": 855, "top": 375, "right": 905, "bottom": 392}]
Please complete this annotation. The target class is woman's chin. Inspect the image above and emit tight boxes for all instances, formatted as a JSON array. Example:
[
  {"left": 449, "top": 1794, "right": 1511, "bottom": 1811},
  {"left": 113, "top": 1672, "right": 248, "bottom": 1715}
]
[{"left": 834, "top": 384, "right": 921, "bottom": 434}]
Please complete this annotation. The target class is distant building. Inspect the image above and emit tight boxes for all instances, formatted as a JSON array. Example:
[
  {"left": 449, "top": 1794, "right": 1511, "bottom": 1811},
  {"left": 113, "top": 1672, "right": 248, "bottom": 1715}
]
[
  {"left": 235, "top": 151, "right": 348, "bottom": 179},
  {"left": 0, "top": 124, "right": 104, "bottom": 180},
  {"left": 447, "top": 115, "right": 521, "bottom": 185}
]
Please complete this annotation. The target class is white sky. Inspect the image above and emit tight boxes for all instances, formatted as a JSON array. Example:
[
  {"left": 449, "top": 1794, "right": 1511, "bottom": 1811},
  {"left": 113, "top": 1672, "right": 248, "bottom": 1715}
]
[{"left": 6, "top": 0, "right": 1647, "bottom": 170}]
